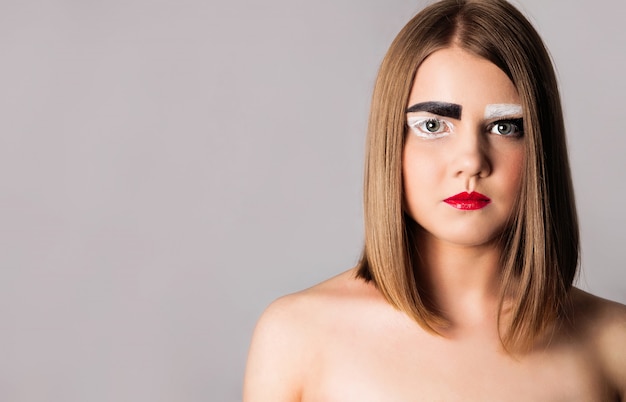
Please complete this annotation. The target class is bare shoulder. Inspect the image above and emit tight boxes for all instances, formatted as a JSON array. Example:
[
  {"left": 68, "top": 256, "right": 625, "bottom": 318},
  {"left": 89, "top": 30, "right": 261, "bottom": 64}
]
[
  {"left": 243, "top": 268, "right": 383, "bottom": 402},
  {"left": 570, "top": 288, "right": 626, "bottom": 399},
  {"left": 251, "top": 267, "right": 383, "bottom": 336},
  {"left": 570, "top": 287, "right": 626, "bottom": 337}
]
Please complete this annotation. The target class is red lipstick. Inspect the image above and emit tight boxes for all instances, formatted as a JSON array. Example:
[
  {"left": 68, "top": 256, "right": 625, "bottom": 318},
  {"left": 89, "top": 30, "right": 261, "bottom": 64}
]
[{"left": 444, "top": 192, "right": 491, "bottom": 210}]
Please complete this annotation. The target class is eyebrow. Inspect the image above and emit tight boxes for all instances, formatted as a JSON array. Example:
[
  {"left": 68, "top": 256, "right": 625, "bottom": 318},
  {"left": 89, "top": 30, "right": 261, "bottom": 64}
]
[
  {"left": 406, "top": 101, "right": 462, "bottom": 119},
  {"left": 484, "top": 104, "right": 523, "bottom": 119}
]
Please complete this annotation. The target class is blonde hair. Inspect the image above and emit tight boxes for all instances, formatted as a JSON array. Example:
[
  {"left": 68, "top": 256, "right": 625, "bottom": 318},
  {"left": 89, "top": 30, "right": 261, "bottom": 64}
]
[{"left": 356, "top": 0, "right": 579, "bottom": 352}]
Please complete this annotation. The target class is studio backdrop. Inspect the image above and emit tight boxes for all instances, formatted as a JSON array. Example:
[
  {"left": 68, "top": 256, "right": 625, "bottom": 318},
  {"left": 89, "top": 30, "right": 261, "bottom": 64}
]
[{"left": 0, "top": 0, "right": 624, "bottom": 401}]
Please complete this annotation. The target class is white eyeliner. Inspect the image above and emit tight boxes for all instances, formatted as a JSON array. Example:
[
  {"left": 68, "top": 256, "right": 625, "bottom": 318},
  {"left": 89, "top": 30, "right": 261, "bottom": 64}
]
[
  {"left": 407, "top": 116, "right": 454, "bottom": 139},
  {"left": 484, "top": 104, "right": 523, "bottom": 120}
]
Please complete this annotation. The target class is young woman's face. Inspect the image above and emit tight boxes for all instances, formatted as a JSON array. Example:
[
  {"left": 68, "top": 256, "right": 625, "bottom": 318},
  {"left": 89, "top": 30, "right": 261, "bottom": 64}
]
[{"left": 403, "top": 47, "right": 525, "bottom": 248}]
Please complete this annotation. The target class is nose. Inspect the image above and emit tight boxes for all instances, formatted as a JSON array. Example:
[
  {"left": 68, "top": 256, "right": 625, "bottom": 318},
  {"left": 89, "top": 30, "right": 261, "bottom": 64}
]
[{"left": 452, "top": 127, "right": 491, "bottom": 185}]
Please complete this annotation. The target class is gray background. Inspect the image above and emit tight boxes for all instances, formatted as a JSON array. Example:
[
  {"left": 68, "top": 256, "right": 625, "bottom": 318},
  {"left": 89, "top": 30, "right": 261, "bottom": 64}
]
[{"left": 1, "top": 0, "right": 624, "bottom": 401}]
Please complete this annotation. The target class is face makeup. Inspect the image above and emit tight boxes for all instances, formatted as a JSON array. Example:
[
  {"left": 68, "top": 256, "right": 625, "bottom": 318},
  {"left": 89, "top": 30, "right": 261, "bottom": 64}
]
[
  {"left": 444, "top": 192, "right": 491, "bottom": 210},
  {"left": 484, "top": 104, "right": 522, "bottom": 120},
  {"left": 402, "top": 48, "right": 525, "bottom": 247},
  {"left": 407, "top": 101, "right": 462, "bottom": 118},
  {"left": 406, "top": 101, "right": 462, "bottom": 139}
]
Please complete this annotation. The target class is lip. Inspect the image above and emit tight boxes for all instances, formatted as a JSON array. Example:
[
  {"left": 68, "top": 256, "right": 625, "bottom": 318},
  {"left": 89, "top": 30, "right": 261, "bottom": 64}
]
[{"left": 444, "top": 192, "right": 491, "bottom": 210}]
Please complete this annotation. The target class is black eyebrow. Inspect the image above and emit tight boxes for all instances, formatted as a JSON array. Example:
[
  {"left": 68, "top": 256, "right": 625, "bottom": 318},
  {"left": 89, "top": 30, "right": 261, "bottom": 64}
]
[{"left": 406, "top": 101, "right": 462, "bottom": 119}]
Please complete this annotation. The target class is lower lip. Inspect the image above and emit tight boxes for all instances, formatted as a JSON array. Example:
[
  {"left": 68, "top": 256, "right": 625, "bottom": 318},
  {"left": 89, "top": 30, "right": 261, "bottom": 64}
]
[{"left": 444, "top": 200, "right": 491, "bottom": 210}]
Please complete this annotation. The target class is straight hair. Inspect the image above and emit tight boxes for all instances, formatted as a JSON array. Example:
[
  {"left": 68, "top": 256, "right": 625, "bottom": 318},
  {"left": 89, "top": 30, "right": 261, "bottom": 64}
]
[{"left": 356, "top": 0, "right": 579, "bottom": 352}]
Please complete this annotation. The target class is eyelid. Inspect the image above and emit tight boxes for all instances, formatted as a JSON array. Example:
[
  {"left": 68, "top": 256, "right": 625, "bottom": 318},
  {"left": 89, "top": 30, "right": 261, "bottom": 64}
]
[{"left": 486, "top": 115, "right": 523, "bottom": 124}]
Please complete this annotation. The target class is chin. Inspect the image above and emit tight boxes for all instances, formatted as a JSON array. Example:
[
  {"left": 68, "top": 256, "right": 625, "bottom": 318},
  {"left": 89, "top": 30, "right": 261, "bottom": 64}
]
[{"left": 416, "top": 223, "right": 506, "bottom": 249}]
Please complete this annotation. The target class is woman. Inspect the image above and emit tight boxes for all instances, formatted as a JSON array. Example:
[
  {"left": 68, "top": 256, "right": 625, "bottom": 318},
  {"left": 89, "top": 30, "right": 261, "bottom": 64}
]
[{"left": 244, "top": 0, "right": 626, "bottom": 400}]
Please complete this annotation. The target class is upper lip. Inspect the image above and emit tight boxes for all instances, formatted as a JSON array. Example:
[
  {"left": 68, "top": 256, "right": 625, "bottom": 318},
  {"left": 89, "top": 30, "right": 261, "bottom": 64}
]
[{"left": 444, "top": 191, "right": 491, "bottom": 202}]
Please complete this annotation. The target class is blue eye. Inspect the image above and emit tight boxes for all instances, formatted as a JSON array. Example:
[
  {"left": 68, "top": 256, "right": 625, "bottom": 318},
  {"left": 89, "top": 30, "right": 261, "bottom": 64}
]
[
  {"left": 488, "top": 118, "right": 523, "bottom": 137},
  {"left": 407, "top": 117, "right": 453, "bottom": 139}
]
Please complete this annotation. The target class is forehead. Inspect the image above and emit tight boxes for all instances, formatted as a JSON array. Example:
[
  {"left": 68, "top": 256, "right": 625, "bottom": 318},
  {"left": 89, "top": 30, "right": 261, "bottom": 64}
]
[{"left": 408, "top": 47, "right": 520, "bottom": 112}]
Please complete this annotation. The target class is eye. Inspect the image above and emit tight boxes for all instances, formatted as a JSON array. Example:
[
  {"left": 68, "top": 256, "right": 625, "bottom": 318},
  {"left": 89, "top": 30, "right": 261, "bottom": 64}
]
[
  {"left": 407, "top": 117, "right": 453, "bottom": 139},
  {"left": 488, "top": 118, "right": 524, "bottom": 137},
  {"left": 424, "top": 119, "right": 441, "bottom": 132}
]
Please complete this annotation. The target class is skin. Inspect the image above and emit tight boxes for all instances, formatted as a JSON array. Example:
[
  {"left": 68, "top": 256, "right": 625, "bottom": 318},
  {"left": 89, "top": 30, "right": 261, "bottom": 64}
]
[{"left": 243, "top": 47, "right": 626, "bottom": 401}]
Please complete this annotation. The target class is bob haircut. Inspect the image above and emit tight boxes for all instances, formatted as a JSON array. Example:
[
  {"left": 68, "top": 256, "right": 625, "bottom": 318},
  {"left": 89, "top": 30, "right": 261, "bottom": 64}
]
[{"left": 356, "top": 0, "right": 579, "bottom": 352}]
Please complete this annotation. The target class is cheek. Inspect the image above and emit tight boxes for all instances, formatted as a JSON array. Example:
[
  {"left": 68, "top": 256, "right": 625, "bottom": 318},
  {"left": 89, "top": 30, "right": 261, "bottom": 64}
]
[
  {"left": 498, "top": 146, "right": 525, "bottom": 194},
  {"left": 402, "top": 145, "right": 445, "bottom": 203}
]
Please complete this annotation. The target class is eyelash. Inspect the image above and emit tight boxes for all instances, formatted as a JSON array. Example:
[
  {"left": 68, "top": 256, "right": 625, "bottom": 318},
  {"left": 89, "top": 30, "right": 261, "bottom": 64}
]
[{"left": 407, "top": 117, "right": 524, "bottom": 139}]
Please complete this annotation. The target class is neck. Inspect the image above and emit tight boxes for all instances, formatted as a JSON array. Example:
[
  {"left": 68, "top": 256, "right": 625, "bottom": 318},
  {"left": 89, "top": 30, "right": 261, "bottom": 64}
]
[{"left": 415, "top": 229, "right": 504, "bottom": 331}]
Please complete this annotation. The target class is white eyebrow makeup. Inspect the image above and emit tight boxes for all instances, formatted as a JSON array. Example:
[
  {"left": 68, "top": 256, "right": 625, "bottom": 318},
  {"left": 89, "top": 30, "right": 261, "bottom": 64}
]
[{"left": 484, "top": 104, "right": 523, "bottom": 119}]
